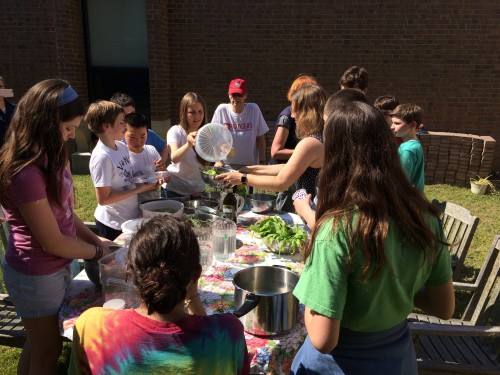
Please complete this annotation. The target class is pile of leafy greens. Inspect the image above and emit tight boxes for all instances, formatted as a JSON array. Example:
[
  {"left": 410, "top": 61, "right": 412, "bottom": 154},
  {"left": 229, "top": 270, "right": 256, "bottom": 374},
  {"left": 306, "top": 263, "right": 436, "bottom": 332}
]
[{"left": 248, "top": 216, "right": 307, "bottom": 254}]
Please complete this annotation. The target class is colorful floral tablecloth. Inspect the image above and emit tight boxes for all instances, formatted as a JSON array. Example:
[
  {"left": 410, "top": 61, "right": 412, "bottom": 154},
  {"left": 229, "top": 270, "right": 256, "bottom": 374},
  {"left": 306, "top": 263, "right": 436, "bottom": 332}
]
[
  {"left": 59, "top": 212, "right": 308, "bottom": 375},
  {"left": 199, "top": 223, "right": 307, "bottom": 375}
]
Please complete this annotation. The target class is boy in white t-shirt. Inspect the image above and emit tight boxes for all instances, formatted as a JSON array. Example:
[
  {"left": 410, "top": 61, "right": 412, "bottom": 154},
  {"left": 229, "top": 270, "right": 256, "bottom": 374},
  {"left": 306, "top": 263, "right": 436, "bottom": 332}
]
[
  {"left": 211, "top": 78, "right": 269, "bottom": 170},
  {"left": 86, "top": 101, "right": 159, "bottom": 240},
  {"left": 124, "top": 112, "right": 168, "bottom": 203}
]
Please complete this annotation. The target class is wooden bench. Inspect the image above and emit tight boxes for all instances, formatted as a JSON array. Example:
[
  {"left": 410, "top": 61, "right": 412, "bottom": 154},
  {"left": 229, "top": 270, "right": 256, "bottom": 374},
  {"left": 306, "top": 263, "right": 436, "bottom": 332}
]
[{"left": 409, "top": 234, "right": 500, "bottom": 374}]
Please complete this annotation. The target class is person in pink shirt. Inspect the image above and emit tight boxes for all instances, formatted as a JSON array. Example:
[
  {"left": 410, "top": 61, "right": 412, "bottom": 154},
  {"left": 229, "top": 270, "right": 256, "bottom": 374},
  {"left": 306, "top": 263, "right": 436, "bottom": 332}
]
[{"left": 0, "top": 79, "right": 112, "bottom": 375}]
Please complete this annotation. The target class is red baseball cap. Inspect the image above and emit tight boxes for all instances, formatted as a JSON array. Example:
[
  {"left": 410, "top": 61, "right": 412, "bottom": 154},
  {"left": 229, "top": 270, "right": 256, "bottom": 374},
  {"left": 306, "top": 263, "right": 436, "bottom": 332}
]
[{"left": 228, "top": 78, "right": 247, "bottom": 95}]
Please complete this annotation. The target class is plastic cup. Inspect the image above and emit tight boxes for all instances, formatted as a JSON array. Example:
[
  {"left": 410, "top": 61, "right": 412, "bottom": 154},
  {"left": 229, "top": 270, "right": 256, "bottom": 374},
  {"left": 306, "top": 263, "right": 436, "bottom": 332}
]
[{"left": 198, "top": 234, "right": 214, "bottom": 272}]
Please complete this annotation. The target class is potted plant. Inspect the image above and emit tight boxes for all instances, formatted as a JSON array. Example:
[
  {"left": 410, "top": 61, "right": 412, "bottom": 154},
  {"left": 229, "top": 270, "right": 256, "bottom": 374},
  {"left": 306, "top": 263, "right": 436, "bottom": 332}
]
[{"left": 470, "top": 174, "right": 495, "bottom": 195}]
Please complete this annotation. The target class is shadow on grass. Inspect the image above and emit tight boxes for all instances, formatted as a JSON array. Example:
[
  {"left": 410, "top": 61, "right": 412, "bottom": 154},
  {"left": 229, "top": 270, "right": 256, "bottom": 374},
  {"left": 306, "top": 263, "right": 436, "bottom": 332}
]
[
  {"left": 456, "top": 263, "right": 481, "bottom": 284},
  {"left": 56, "top": 342, "right": 72, "bottom": 374},
  {"left": 453, "top": 263, "right": 480, "bottom": 319},
  {"left": 0, "top": 339, "right": 71, "bottom": 374}
]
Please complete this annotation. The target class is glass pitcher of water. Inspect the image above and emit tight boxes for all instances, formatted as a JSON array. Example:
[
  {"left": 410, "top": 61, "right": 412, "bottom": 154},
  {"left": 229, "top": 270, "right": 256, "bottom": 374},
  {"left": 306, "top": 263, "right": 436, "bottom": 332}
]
[{"left": 212, "top": 218, "right": 237, "bottom": 261}]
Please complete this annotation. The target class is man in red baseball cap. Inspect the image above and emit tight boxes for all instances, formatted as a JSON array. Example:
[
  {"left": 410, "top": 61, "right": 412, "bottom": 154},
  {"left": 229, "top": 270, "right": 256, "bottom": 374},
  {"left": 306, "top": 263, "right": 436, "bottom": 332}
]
[
  {"left": 212, "top": 78, "right": 269, "bottom": 170},
  {"left": 228, "top": 78, "right": 247, "bottom": 95}
]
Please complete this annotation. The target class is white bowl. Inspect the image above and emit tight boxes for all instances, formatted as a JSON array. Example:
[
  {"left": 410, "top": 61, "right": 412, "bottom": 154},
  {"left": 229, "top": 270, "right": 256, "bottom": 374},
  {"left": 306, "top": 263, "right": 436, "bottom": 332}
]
[
  {"left": 139, "top": 199, "right": 184, "bottom": 218},
  {"left": 121, "top": 218, "right": 150, "bottom": 234}
]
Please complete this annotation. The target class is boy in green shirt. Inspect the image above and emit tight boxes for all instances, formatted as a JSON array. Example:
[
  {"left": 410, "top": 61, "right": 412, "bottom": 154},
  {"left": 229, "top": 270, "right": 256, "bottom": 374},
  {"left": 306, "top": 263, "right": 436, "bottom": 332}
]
[{"left": 390, "top": 103, "right": 425, "bottom": 192}]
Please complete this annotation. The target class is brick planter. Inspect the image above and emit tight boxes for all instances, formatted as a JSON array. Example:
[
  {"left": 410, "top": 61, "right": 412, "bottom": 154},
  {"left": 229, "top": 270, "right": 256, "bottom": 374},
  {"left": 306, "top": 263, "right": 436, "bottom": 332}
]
[{"left": 418, "top": 132, "right": 496, "bottom": 187}]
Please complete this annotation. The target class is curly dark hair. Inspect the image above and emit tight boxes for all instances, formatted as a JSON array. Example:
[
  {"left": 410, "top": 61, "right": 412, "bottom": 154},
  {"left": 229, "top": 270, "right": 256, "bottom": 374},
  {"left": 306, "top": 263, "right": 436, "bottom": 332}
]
[
  {"left": 339, "top": 65, "right": 369, "bottom": 91},
  {"left": 127, "top": 215, "right": 201, "bottom": 315}
]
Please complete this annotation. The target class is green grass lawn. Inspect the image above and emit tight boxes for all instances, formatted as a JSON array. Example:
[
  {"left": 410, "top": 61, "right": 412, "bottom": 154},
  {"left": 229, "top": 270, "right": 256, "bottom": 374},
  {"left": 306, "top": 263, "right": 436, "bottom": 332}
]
[{"left": 1, "top": 176, "right": 499, "bottom": 374}]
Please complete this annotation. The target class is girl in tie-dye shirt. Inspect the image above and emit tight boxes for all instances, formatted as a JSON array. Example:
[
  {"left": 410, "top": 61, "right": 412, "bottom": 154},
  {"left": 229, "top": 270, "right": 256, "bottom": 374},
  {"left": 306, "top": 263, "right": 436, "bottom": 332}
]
[{"left": 70, "top": 216, "right": 249, "bottom": 375}]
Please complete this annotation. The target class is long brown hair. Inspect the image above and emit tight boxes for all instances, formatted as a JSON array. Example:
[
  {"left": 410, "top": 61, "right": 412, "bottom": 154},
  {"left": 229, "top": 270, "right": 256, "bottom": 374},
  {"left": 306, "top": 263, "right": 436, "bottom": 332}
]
[
  {"left": 290, "top": 84, "right": 326, "bottom": 139},
  {"left": 304, "top": 101, "right": 443, "bottom": 281},
  {"left": 0, "top": 79, "right": 85, "bottom": 207}
]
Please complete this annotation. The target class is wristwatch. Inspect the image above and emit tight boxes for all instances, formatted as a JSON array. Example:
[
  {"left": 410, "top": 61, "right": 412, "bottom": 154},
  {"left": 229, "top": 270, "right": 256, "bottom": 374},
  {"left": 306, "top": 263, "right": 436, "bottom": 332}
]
[{"left": 240, "top": 173, "right": 248, "bottom": 185}]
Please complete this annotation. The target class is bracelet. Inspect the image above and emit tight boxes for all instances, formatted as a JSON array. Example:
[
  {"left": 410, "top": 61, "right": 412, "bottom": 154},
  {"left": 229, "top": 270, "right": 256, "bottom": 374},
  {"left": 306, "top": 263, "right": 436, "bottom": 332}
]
[
  {"left": 93, "top": 245, "right": 103, "bottom": 261},
  {"left": 184, "top": 293, "right": 200, "bottom": 309}
]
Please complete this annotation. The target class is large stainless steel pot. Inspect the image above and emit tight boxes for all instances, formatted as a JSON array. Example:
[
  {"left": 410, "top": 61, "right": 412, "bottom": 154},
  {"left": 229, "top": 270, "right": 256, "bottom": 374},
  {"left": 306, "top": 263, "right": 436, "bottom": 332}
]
[{"left": 232, "top": 266, "right": 299, "bottom": 336}]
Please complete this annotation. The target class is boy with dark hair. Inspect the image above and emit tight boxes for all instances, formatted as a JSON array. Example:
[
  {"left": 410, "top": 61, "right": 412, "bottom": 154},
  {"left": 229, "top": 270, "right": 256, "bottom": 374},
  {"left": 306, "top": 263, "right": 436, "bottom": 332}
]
[
  {"left": 390, "top": 103, "right": 425, "bottom": 192},
  {"left": 109, "top": 92, "right": 135, "bottom": 113},
  {"left": 124, "top": 112, "right": 168, "bottom": 203},
  {"left": 324, "top": 88, "right": 369, "bottom": 121},
  {"left": 339, "top": 66, "right": 369, "bottom": 94},
  {"left": 374, "top": 95, "right": 402, "bottom": 145},
  {"left": 86, "top": 100, "right": 158, "bottom": 240},
  {"left": 110, "top": 92, "right": 169, "bottom": 162},
  {"left": 374, "top": 95, "right": 400, "bottom": 124}
]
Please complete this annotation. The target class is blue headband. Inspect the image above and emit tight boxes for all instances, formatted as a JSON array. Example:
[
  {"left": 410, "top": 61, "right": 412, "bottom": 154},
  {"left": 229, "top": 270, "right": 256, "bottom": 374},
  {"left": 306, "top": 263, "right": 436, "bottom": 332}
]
[{"left": 57, "top": 85, "right": 79, "bottom": 106}]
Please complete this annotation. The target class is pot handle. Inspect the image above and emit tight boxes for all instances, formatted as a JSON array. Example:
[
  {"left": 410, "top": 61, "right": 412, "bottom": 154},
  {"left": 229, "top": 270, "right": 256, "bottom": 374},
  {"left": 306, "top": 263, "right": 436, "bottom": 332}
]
[{"left": 233, "top": 293, "right": 260, "bottom": 318}]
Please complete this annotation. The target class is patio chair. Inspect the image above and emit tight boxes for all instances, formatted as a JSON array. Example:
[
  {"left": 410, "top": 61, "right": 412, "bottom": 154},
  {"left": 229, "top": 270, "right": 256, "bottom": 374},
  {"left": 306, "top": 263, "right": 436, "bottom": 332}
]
[
  {"left": 0, "top": 208, "right": 10, "bottom": 262},
  {"left": 0, "top": 294, "right": 26, "bottom": 348},
  {"left": 409, "top": 235, "right": 500, "bottom": 374},
  {"left": 0, "top": 209, "right": 25, "bottom": 347},
  {"left": 432, "top": 199, "right": 480, "bottom": 279}
]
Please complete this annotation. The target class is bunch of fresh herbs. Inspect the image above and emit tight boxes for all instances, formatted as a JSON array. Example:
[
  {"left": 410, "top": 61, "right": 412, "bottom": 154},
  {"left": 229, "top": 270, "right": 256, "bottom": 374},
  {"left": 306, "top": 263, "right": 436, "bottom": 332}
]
[{"left": 248, "top": 216, "right": 307, "bottom": 254}]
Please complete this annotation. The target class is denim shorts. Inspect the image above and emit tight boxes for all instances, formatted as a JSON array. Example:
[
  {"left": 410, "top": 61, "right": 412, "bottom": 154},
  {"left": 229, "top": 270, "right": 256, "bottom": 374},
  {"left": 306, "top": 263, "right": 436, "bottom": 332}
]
[{"left": 2, "top": 261, "right": 71, "bottom": 318}]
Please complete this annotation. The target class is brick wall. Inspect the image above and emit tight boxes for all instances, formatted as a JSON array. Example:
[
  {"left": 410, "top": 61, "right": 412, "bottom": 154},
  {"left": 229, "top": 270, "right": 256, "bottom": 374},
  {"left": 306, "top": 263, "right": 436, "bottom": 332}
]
[
  {"left": 0, "top": 0, "right": 87, "bottom": 103},
  {"left": 165, "top": 0, "right": 500, "bottom": 170},
  {"left": 54, "top": 0, "right": 89, "bottom": 104},
  {"left": 1, "top": 0, "right": 499, "bottom": 171},
  {"left": 146, "top": 0, "right": 170, "bottom": 122}
]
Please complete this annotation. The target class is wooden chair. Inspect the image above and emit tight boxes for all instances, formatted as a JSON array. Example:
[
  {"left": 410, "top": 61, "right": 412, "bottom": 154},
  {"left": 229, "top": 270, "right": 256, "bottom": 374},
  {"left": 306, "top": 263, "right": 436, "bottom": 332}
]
[
  {"left": 409, "top": 235, "right": 500, "bottom": 374},
  {"left": 432, "top": 199, "right": 480, "bottom": 279}
]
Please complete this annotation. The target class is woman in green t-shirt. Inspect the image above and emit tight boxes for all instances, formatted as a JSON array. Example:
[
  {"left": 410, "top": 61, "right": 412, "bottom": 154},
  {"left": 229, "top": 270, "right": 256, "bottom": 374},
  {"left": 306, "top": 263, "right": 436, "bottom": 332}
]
[{"left": 291, "top": 102, "right": 455, "bottom": 375}]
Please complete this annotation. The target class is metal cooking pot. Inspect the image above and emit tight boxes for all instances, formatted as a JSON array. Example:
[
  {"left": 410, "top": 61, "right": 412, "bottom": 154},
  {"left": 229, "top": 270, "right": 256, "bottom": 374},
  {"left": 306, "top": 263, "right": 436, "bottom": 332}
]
[{"left": 232, "top": 266, "right": 299, "bottom": 336}]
